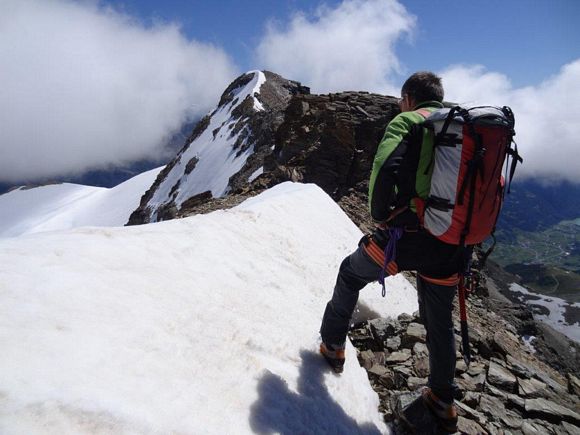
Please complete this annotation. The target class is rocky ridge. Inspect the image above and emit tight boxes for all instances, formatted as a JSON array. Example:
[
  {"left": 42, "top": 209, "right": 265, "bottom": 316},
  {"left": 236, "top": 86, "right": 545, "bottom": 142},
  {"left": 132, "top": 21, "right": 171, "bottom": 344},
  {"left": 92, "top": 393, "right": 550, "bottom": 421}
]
[{"left": 349, "top": 278, "right": 580, "bottom": 433}]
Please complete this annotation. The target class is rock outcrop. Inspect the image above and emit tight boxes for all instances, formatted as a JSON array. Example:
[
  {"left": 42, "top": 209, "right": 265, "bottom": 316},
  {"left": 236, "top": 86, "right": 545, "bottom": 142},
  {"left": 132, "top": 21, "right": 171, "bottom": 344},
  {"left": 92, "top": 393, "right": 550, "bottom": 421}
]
[{"left": 349, "top": 286, "right": 580, "bottom": 433}]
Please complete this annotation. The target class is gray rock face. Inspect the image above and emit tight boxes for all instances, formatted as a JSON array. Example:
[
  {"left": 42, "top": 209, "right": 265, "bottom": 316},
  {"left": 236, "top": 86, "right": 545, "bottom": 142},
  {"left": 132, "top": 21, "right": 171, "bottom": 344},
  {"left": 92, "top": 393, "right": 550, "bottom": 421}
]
[
  {"left": 347, "top": 291, "right": 580, "bottom": 433},
  {"left": 524, "top": 398, "right": 580, "bottom": 425},
  {"left": 518, "top": 377, "right": 549, "bottom": 398},
  {"left": 401, "top": 322, "right": 427, "bottom": 348},
  {"left": 488, "top": 360, "right": 518, "bottom": 392}
]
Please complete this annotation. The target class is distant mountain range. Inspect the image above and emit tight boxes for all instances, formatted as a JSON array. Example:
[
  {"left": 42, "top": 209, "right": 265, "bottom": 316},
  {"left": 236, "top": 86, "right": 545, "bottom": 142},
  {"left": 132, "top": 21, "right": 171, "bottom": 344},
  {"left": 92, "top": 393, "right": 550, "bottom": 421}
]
[{"left": 498, "top": 179, "right": 580, "bottom": 235}]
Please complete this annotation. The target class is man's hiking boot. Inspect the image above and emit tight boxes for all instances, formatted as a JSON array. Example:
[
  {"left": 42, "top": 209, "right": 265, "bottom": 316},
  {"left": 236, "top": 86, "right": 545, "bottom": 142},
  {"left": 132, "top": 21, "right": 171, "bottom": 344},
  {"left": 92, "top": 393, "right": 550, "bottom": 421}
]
[
  {"left": 421, "top": 388, "right": 458, "bottom": 433},
  {"left": 319, "top": 342, "right": 345, "bottom": 373}
]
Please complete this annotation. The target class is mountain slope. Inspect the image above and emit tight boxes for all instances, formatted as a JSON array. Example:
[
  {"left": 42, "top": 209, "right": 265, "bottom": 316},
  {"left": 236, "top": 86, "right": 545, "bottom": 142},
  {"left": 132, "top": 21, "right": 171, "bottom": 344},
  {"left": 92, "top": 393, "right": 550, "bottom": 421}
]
[
  {"left": 0, "top": 182, "right": 419, "bottom": 434},
  {"left": 128, "top": 71, "right": 310, "bottom": 224},
  {"left": 0, "top": 167, "right": 163, "bottom": 238}
]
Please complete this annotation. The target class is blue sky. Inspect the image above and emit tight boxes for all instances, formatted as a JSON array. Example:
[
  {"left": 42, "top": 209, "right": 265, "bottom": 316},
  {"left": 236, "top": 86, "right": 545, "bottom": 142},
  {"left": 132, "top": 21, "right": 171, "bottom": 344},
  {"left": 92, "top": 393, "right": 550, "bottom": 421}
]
[
  {"left": 2, "top": 0, "right": 579, "bottom": 183},
  {"left": 106, "top": 0, "right": 578, "bottom": 88}
]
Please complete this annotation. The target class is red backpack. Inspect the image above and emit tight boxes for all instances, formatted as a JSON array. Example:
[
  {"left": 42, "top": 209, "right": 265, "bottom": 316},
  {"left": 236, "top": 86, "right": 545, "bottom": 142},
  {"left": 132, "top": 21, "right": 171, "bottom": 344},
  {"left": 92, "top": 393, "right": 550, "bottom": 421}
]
[{"left": 415, "top": 106, "right": 522, "bottom": 248}]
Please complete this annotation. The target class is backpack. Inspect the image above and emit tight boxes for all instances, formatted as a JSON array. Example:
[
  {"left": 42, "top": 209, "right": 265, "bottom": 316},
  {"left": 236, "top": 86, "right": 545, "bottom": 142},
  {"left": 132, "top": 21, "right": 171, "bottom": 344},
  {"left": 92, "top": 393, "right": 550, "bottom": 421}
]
[{"left": 414, "top": 106, "right": 522, "bottom": 249}]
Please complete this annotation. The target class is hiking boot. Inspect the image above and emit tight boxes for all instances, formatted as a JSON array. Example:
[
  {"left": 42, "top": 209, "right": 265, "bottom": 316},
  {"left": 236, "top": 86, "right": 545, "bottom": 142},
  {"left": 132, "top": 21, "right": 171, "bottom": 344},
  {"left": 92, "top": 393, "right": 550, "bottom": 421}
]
[
  {"left": 421, "top": 388, "right": 458, "bottom": 433},
  {"left": 319, "top": 342, "right": 345, "bottom": 373}
]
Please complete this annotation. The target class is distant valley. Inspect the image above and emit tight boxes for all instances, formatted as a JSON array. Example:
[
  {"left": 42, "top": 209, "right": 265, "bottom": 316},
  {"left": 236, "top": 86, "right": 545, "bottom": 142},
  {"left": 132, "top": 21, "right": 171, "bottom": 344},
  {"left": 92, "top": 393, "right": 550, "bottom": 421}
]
[{"left": 493, "top": 179, "right": 580, "bottom": 303}]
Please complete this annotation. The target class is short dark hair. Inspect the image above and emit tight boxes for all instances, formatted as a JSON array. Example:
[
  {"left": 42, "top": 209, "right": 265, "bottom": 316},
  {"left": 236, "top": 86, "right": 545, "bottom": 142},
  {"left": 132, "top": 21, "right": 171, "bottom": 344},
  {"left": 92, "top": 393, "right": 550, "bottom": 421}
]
[{"left": 401, "top": 71, "right": 444, "bottom": 103}]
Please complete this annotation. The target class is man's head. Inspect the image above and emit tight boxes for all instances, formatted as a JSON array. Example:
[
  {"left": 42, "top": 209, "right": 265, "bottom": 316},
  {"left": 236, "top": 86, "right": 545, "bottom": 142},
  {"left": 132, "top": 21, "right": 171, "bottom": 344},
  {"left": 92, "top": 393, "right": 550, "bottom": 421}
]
[{"left": 399, "top": 71, "right": 444, "bottom": 112}]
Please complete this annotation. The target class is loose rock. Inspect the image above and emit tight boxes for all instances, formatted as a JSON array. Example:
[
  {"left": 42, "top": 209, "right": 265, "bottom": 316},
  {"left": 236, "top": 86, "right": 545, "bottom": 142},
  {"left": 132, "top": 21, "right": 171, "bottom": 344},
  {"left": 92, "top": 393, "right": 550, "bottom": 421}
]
[{"left": 488, "top": 361, "right": 517, "bottom": 392}]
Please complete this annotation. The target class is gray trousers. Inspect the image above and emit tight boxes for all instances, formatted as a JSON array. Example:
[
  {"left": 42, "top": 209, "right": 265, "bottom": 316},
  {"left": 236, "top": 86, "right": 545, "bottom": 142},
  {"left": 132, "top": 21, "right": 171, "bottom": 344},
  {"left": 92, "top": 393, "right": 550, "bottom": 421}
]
[{"left": 320, "top": 243, "right": 457, "bottom": 403}]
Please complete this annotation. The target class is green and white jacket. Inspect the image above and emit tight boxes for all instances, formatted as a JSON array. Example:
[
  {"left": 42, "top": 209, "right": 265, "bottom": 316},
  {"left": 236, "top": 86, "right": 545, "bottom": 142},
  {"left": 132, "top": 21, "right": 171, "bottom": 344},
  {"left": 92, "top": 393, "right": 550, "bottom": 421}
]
[{"left": 368, "top": 101, "right": 444, "bottom": 224}]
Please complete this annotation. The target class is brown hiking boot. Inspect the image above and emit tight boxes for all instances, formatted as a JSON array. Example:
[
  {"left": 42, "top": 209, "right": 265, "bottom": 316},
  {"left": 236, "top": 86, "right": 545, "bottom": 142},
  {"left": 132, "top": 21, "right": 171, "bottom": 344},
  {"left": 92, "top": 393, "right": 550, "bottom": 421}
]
[
  {"left": 319, "top": 342, "right": 345, "bottom": 373},
  {"left": 421, "top": 388, "right": 458, "bottom": 433}
]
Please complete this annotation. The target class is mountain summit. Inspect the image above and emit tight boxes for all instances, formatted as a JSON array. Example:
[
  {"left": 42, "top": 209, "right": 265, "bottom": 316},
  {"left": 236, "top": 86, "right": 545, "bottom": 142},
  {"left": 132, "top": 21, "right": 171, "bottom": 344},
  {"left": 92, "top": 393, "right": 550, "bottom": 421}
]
[
  {"left": 128, "top": 71, "right": 309, "bottom": 224},
  {"left": 128, "top": 70, "right": 400, "bottom": 230}
]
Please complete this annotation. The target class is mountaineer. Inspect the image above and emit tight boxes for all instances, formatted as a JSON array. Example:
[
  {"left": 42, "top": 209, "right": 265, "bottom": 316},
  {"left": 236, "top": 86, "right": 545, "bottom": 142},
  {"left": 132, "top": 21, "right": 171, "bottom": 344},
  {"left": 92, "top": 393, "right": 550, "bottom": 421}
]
[{"left": 320, "top": 71, "right": 460, "bottom": 433}]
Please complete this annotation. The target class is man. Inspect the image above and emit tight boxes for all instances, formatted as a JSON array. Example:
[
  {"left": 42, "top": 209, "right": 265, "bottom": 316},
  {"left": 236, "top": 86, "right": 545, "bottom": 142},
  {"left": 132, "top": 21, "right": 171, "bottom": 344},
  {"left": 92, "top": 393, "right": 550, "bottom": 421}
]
[{"left": 319, "top": 72, "right": 460, "bottom": 433}]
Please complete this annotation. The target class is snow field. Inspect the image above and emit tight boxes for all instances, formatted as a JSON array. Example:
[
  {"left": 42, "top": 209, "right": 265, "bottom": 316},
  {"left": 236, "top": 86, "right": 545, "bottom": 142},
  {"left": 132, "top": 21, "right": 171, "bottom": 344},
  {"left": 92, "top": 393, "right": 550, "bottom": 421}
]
[
  {"left": 0, "top": 167, "right": 164, "bottom": 238},
  {"left": 0, "top": 182, "right": 418, "bottom": 434},
  {"left": 509, "top": 283, "right": 580, "bottom": 343}
]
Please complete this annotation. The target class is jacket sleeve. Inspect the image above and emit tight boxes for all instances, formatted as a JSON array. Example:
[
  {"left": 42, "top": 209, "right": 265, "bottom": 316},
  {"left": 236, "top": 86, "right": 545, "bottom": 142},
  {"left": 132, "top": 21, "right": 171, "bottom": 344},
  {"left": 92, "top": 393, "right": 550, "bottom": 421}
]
[{"left": 368, "top": 113, "right": 416, "bottom": 222}]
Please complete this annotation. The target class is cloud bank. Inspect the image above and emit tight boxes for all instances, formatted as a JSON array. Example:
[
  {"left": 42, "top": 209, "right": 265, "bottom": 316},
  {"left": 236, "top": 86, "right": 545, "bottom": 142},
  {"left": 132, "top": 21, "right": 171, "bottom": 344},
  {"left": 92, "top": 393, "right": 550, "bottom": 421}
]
[
  {"left": 441, "top": 60, "right": 580, "bottom": 183},
  {"left": 254, "top": 0, "right": 579, "bottom": 183},
  {"left": 256, "top": 0, "right": 415, "bottom": 95},
  {"left": 0, "top": 0, "right": 238, "bottom": 183}
]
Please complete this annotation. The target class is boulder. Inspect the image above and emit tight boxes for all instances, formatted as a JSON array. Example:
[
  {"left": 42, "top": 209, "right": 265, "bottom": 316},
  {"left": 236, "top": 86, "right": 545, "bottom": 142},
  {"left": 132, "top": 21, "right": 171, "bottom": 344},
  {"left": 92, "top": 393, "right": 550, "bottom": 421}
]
[
  {"left": 386, "top": 336, "right": 401, "bottom": 352},
  {"left": 401, "top": 322, "right": 427, "bottom": 348},
  {"left": 368, "top": 364, "right": 389, "bottom": 377},
  {"left": 487, "top": 361, "right": 517, "bottom": 392},
  {"left": 414, "top": 356, "right": 430, "bottom": 378},
  {"left": 392, "top": 391, "right": 441, "bottom": 434},
  {"left": 518, "top": 377, "right": 549, "bottom": 399},
  {"left": 386, "top": 350, "right": 412, "bottom": 364},
  {"left": 568, "top": 373, "right": 580, "bottom": 396},
  {"left": 524, "top": 398, "right": 580, "bottom": 425}
]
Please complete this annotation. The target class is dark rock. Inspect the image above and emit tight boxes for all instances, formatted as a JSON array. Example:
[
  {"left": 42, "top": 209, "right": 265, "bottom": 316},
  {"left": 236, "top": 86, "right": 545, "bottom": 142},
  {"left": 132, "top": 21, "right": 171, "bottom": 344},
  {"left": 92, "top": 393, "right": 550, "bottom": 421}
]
[
  {"left": 480, "top": 393, "right": 507, "bottom": 420},
  {"left": 507, "top": 393, "right": 526, "bottom": 411},
  {"left": 524, "top": 397, "right": 580, "bottom": 425},
  {"left": 560, "top": 421, "right": 580, "bottom": 435},
  {"left": 386, "top": 336, "right": 401, "bottom": 351},
  {"left": 456, "top": 359, "right": 468, "bottom": 375},
  {"left": 518, "top": 377, "right": 549, "bottom": 399},
  {"left": 179, "top": 190, "right": 212, "bottom": 210},
  {"left": 412, "top": 342, "right": 429, "bottom": 357},
  {"left": 386, "top": 350, "right": 412, "bottom": 364},
  {"left": 368, "top": 318, "right": 392, "bottom": 344},
  {"left": 457, "top": 416, "right": 487, "bottom": 435},
  {"left": 568, "top": 373, "right": 580, "bottom": 396},
  {"left": 397, "top": 313, "right": 414, "bottom": 323},
  {"left": 407, "top": 376, "right": 428, "bottom": 391},
  {"left": 414, "top": 356, "right": 430, "bottom": 378},
  {"left": 488, "top": 361, "right": 517, "bottom": 392},
  {"left": 493, "top": 330, "right": 521, "bottom": 357},
  {"left": 358, "top": 349, "right": 375, "bottom": 370},
  {"left": 501, "top": 409, "right": 524, "bottom": 429},
  {"left": 184, "top": 156, "right": 199, "bottom": 175},
  {"left": 467, "top": 362, "right": 487, "bottom": 377},
  {"left": 379, "top": 372, "right": 395, "bottom": 389},
  {"left": 506, "top": 355, "right": 533, "bottom": 379},
  {"left": 458, "top": 372, "right": 486, "bottom": 393},
  {"left": 392, "top": 391, "right": 443, "bottom": 434},
  {"left": 455, "top": 400, "right": 489, "bottom": 427},
  {"left": 401, "top": 322, "right": 427, "bottom": 348},
  {"left": 485, "top": 383, "right": 508, "bottom": 399},
  {"left": 368, "top": 364, "right": 389, "bottom": 377},
  {"left": 461, "top": 391, "right": 481, "bottom": 408}
]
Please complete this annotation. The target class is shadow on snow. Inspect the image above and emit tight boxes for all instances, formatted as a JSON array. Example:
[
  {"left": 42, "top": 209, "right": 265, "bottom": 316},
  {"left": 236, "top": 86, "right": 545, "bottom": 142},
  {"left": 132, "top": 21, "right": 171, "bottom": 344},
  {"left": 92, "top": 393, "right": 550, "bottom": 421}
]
[{"left": 250, "top": 349, "right": 383, "bottom": 435}]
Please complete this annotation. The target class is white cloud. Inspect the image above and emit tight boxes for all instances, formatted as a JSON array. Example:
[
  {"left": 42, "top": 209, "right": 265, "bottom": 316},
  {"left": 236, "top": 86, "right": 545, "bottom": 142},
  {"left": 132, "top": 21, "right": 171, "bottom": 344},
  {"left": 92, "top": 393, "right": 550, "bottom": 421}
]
[
  {"left": 440, "top": 61, "right": 580, "bottom": 183},
  {"left": 255, "top": 0, "right": 415, "bottom": 94},
  {"left": 0, "top": 0, "right": 239, "bottom": 183}
]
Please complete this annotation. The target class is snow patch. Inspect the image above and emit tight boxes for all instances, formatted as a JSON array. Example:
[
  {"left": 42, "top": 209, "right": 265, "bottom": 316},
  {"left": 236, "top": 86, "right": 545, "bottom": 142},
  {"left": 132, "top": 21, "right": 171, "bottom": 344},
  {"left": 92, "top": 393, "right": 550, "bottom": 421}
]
[
  {"left": 522, "top": 335, "right": 537, "bottom": 353},
  {"left": 248, "top": 166, "right": 264, "bottom": 182},
  {"left": 0, "top": 167, "right": 163, "bottom": 237},
  {"left": 0, "top": 182, "right": 418, "bottom": 433},
  {"left": 509, "top": 283, "right": 580, "bottom": 343}
]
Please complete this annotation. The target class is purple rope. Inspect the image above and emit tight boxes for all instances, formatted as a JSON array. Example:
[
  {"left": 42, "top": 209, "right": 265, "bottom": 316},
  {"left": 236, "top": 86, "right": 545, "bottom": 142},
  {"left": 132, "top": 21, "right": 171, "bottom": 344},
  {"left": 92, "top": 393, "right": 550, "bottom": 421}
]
[{"left": 379, "top": 227, "right": 403, "bottom": 297}]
